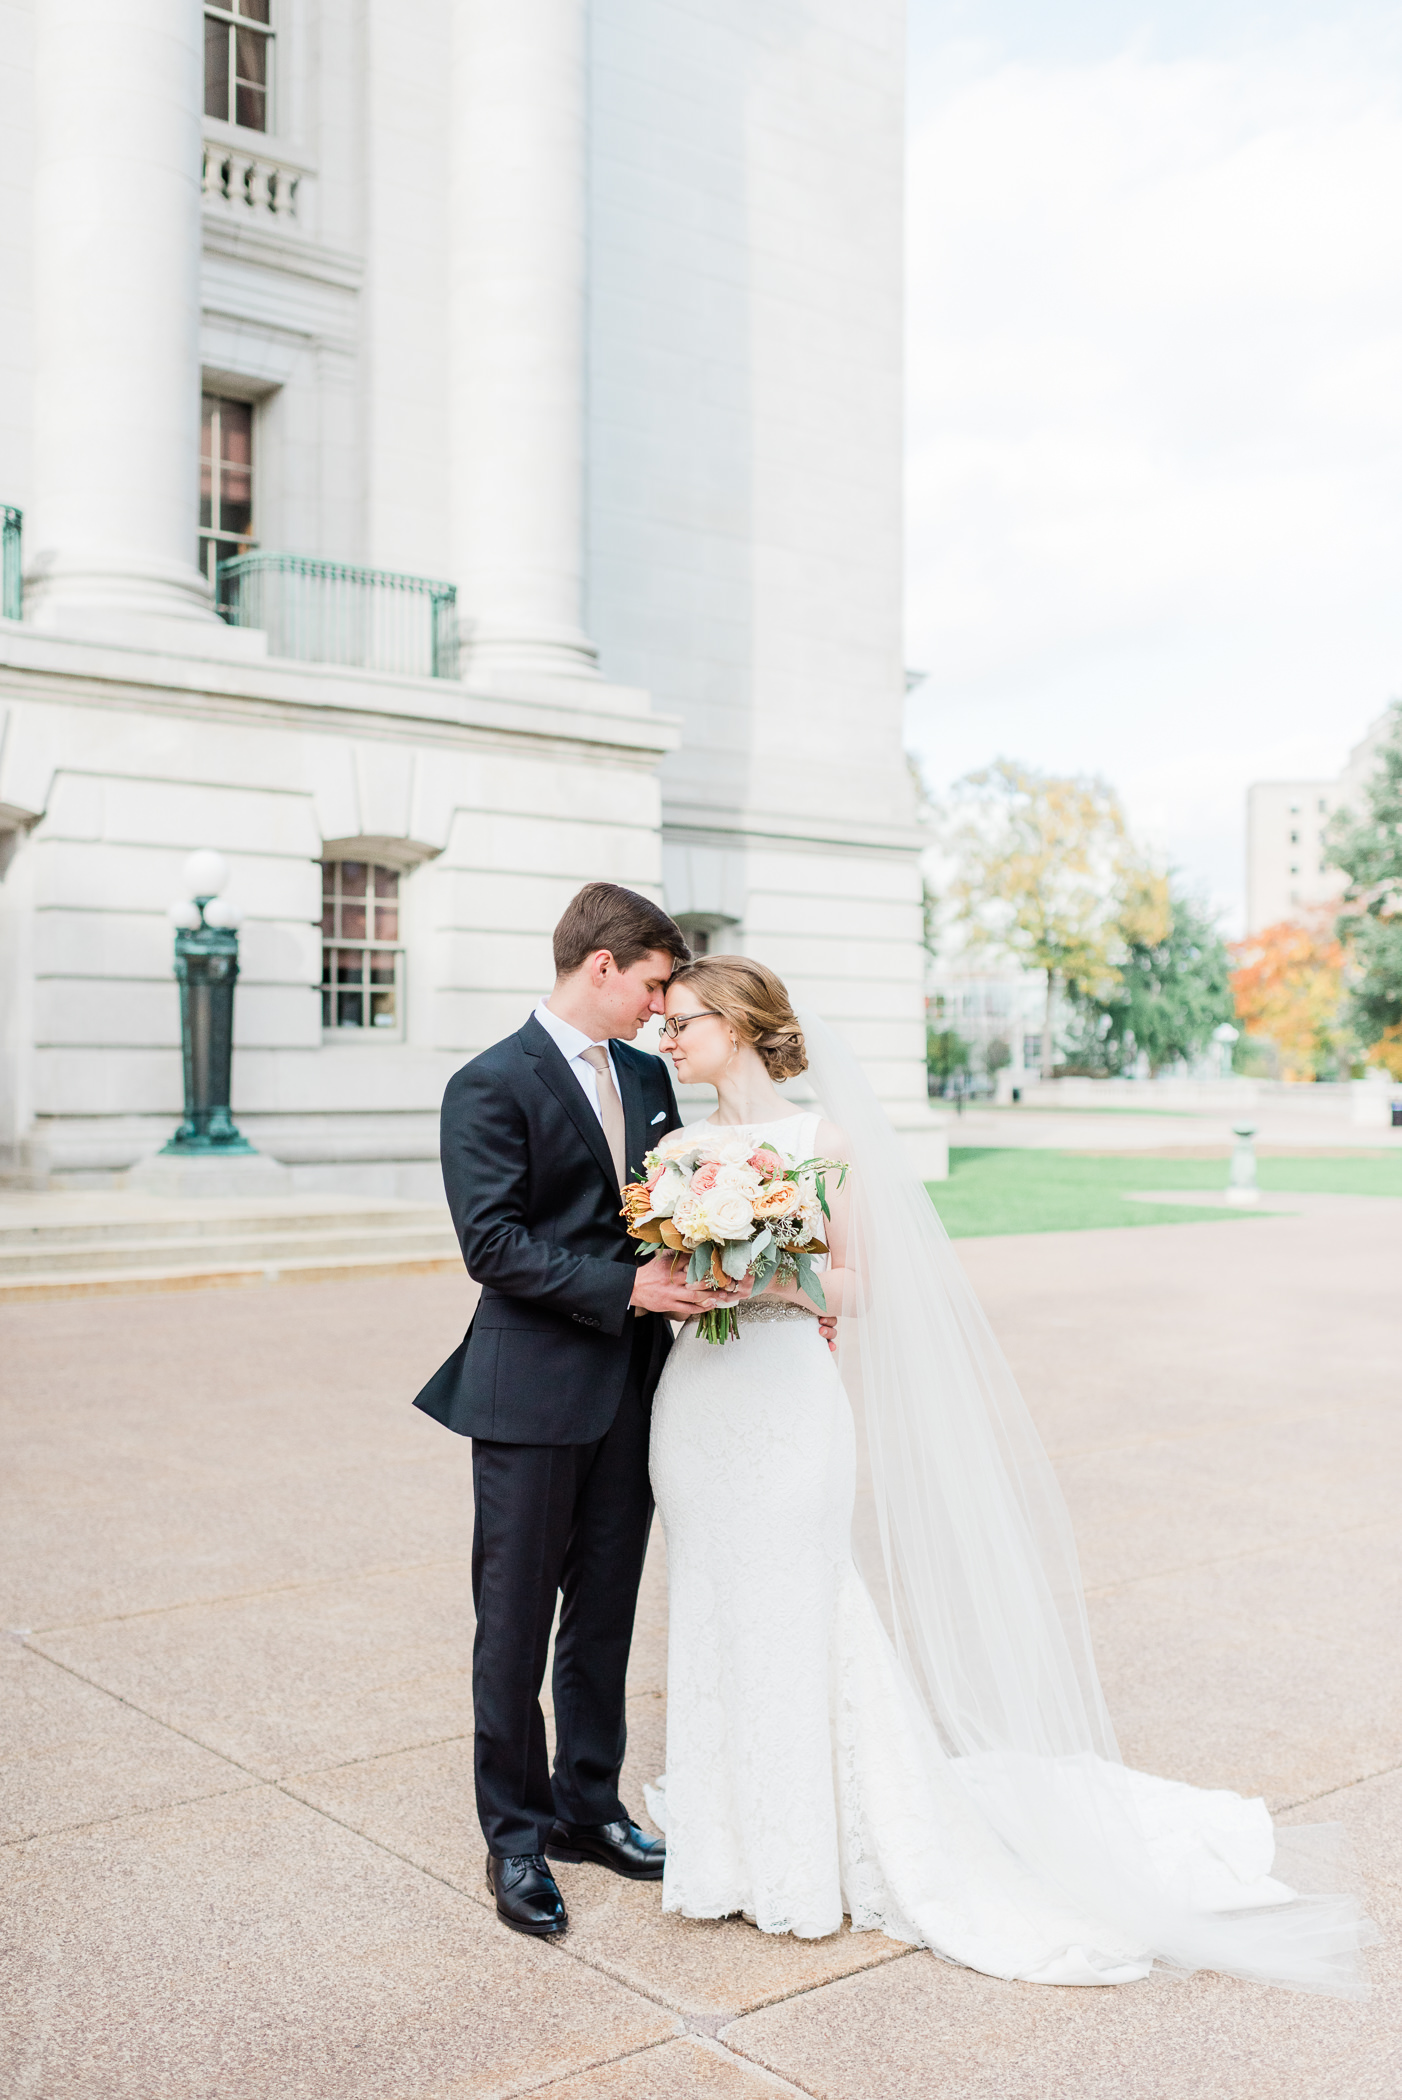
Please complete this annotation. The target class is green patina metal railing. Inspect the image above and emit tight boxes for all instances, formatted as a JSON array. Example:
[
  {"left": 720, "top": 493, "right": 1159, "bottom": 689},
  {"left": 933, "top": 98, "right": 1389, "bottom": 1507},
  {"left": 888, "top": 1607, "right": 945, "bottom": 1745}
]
[
  {"left": 2, "top": 507, "right": 21, "bottom": 621},
  {"left": 216, "top": 551, "right": 460, "bottom": 679}
]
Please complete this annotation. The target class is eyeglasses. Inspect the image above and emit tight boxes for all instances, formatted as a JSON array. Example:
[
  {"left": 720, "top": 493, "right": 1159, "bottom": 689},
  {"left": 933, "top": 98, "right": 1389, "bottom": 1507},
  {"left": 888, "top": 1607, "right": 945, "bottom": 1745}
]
[{"left": 660, "top": 1010, "right": 722, "bottom": 1040}]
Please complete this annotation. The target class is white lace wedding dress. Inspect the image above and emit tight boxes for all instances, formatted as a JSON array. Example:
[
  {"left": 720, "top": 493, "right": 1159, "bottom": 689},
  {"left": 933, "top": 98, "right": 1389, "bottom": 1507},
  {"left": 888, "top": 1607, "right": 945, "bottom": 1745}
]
[{"left": 645, "top": 1111, "right": 1362, "bottom": 1989}]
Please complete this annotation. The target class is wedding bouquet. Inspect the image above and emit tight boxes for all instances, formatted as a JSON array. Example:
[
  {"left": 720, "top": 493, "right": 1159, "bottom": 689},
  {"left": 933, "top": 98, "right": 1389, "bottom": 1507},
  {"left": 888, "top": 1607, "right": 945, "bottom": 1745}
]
[{"left": 621, "top": 1127, "right": 847, "bottom": 1344}]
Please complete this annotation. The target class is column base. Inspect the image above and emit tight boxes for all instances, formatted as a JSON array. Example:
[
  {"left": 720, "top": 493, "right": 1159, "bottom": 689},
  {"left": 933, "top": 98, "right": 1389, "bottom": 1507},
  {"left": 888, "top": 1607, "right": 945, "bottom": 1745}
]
[
  {"left": 124, "top": 1150, "right": 293, "bottom": 1199},
  {"left": 458, "top": 619, "right": 602, "bottom": 700},
  {"left": 23, "top": 549, "right": 269, "bottom": 661}
]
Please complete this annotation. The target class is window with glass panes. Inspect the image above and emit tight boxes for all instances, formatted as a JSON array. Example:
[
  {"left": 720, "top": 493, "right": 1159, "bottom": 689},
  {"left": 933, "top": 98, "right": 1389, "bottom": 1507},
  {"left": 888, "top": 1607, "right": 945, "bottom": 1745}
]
[
  {"left": 200, "top": 395, "right": 255, "bottom": 588},
  {"left": 205, "top": 0, "right": 273, "bottom": 132},
  {"left": 321, "top": 862, "right": 404, "bottom": 1034}
]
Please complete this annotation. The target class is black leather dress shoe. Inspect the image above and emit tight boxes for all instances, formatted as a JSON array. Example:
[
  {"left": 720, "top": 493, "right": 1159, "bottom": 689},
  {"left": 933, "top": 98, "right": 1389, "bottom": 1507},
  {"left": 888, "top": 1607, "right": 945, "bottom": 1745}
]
[
  {"left": 486, "top": 1852, "right": 568, "bottom": 1937},
  {"left": 546, "top": 1816, "right": 666, "bottom": 1880}
]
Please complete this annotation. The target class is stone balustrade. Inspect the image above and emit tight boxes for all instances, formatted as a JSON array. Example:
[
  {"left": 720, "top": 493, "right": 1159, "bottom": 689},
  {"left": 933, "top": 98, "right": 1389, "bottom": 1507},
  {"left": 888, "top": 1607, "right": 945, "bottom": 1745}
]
[{"left": 201, "top": 132, "right": 308, "bottom": 221}]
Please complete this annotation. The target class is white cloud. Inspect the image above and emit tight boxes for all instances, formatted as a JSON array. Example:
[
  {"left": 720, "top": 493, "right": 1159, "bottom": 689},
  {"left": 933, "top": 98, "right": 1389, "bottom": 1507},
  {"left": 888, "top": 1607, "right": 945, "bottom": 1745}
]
[{"left": 904, "top": 30, "right": 1402, "bottom": 928}]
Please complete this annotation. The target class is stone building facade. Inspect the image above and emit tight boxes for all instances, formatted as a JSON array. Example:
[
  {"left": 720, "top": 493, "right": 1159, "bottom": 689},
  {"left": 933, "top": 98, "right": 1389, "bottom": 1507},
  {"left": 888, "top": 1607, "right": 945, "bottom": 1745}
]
[{"left": 0, "top": 0, "right": 937, "bottom": 1192}]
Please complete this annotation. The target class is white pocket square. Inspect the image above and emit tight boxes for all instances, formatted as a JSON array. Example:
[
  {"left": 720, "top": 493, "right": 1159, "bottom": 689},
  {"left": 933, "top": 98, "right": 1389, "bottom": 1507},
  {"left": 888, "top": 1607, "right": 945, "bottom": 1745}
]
[{"left": 651, "top": 1111, "right": 667, "bottom": 1124}]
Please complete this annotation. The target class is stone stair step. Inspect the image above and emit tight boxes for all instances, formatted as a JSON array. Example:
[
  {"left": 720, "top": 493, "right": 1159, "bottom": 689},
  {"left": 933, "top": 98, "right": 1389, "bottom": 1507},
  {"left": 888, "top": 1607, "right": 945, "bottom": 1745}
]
[
  {"left": 0, "top": 1204, "right": 450, "bottom": 1249},
  {"left": 0, "top": 1223, "right": 460, "bottom": 1276},
  {"left": 0, "top": 1245, "right": 467, "bottom": 1304}
]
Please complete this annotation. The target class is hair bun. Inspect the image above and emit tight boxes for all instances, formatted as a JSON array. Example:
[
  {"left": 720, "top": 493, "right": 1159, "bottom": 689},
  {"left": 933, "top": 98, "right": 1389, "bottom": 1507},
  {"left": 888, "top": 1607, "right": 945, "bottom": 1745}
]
[{"left": 758, "top": 1025, "right": 807, "bottom": 1083}]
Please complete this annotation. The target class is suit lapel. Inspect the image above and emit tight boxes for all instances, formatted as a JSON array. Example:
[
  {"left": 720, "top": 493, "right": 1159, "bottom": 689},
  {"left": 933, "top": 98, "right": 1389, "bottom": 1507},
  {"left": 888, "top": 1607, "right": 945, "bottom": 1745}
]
[
  {"left": 519, "top": 1015, "right": 619, "bottom": 1192},
  {"left": 613, "top": 1043, "right": 650, "bottom": 1182}
]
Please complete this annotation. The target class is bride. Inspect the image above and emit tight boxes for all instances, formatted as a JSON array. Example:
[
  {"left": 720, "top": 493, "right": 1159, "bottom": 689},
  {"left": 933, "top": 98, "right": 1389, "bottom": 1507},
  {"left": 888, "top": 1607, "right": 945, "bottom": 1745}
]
[{"left": 643, "top": 954, "right": 1371, "bottom": 1993}]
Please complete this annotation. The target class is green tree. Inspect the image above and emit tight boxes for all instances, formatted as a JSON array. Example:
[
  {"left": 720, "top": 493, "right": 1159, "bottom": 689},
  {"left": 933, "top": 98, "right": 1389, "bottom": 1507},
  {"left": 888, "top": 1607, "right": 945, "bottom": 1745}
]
[
  {"left": 1067, "top": 887, "right": 1235, "bottom": 1076},
  {"left": 926, "top": 1027, "right": 972, "bottom": 1091},
  {"left": 1328, "top": 702, "right": 1402, "bottom": 1078},
  {"left": 944, "top": 761, "right": 1170, "bottom": 1076}
]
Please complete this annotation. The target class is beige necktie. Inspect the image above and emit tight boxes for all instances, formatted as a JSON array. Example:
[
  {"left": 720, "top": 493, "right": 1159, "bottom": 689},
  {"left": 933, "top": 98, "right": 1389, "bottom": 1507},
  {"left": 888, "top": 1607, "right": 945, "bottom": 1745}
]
[{"left": 579, "top": 1044, "right": 627, "bottom": 1189}]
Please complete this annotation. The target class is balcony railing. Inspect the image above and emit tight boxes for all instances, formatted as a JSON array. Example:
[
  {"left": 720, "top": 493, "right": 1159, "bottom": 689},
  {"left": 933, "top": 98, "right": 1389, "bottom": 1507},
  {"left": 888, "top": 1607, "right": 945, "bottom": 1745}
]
[
  {"left": 2, "top": 506, "right": 20, "bottom": 620},
  {"left": 216, "top": 552, "right": 460, "bottom": 680},
  {"left": 202, "top": 131, "right": 308, "bottom": 223}
]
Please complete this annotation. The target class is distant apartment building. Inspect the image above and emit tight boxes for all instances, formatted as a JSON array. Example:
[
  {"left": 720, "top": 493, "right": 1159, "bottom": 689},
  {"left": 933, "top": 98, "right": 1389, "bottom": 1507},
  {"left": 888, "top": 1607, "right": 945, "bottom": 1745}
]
[
  {"left": 926, "top": 966, "right": 1058, "bottom": 1082},
  {"left": 1246, "top": 710, "right": 1393, "bottom": 935}
]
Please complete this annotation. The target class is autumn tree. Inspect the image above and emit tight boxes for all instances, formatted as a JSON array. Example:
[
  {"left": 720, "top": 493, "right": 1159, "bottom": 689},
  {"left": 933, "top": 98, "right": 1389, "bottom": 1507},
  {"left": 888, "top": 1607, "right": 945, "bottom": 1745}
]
[
  {"left": 1327, "top": 701, "right": 1402, "bottom": 1079},
  {"left": 1229, "top": 914, "right": 1349, "bottom": 1081},
  {"left": 943, "top": 761, "right": 1169, "bottom": 1078}
]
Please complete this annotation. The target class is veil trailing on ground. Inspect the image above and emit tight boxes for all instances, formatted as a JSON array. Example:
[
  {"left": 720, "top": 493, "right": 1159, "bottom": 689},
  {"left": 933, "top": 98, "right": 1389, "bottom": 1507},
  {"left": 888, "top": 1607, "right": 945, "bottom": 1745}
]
[{"left": 797, "top": 1009, "right": 1371, "bottom": 1995}]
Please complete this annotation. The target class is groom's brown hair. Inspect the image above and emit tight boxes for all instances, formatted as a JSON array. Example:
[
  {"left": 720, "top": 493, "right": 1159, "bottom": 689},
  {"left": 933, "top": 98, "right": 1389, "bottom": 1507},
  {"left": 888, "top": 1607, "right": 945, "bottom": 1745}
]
[{"left": 553, "top": 882, "right": 692, "bottom": 977}]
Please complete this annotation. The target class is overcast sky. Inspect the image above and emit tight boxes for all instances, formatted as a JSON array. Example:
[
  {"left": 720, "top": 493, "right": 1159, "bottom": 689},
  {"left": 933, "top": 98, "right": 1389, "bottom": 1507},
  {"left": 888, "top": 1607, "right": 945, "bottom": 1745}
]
[{"left": 903, "top": 0, "right": 1402, "bottom": 931}]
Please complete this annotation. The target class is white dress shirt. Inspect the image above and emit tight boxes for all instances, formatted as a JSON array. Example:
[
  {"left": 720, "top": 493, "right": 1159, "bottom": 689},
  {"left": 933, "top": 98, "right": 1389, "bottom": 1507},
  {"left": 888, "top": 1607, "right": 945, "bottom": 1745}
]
[{"left": 532, "top": 1000, "right": 621, "bottom": 1127}]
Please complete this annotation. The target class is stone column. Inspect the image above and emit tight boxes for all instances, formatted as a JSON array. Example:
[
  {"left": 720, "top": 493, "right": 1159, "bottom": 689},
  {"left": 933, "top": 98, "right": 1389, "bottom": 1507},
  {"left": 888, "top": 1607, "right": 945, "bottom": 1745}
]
[
  {"left": 27, "top": 0, "right": 221, "bottom": 643},
  {"left": 449, "top": 0, "right": 598, "bottom": 691}
]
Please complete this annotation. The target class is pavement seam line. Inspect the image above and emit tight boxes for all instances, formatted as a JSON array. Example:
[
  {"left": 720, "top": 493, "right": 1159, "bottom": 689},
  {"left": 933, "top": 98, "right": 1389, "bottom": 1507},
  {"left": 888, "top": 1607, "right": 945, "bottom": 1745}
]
[
  {"left": 19, "top": 1633, "right": 483, "bottom": 1794},
  {"left": 511, "top": 2031, "right": 822, "bottom": 2100},
  {"left": 22, "top": 1551, "right": 475, "bottom": 1634},
  {"left": 1082, "top": 1514, "right": 1395, "bottom": 1598},
  {"left": 275, "top": 1774, "right": 921, "bottom": 2041},
  {"left": 1047, "top": 1395, "right": 1399, "bottom": 1461},
  {"left": 1277, "top": 1759, "right": 1402, "bottom": 1813},
  {"left": 9, "top": 1644, "right": 710, "bottom": 2065},
  {"left": 2, "top": 1776, "right": 267, "bottom": 1850},
  {"left": 700, "top": 2032, "right": 826, "bottom": 2097}
]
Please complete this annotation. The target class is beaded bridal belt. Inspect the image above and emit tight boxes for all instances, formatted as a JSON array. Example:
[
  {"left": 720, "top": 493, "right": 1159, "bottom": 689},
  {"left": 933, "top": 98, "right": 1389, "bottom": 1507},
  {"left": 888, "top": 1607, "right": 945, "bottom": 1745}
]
[{"left": 732, "top": 1298, "right": 815, "bottom": 1326}]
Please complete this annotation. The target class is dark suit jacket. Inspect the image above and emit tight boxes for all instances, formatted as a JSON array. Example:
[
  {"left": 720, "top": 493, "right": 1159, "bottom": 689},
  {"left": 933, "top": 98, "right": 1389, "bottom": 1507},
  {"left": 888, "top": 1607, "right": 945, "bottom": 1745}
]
[{"left": 412, "top": 1014, "right": 684, "bottom": 1444}]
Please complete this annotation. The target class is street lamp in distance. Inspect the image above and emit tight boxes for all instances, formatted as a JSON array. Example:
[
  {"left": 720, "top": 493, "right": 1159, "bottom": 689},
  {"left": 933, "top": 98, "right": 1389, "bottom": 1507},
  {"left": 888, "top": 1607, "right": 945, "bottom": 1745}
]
[{"left": 125, "top": 850, "right": 291, "bottom": 1196}]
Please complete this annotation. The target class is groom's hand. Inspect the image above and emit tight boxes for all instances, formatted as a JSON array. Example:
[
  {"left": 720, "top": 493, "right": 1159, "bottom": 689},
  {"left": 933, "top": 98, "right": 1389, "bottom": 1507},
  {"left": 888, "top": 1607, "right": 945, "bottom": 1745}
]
[{"left": 630, "top": 1254, "right": 737, "bottom": 1319}]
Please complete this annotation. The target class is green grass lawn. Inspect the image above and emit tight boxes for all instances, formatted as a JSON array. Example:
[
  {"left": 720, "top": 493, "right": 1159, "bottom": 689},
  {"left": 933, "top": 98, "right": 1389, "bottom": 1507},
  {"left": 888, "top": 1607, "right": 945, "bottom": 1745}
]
[
  {"left": 972, "top": 1103, "right": 1197, "bottom": 1118},
  {"left": 928, "top": 1148, "right": 1402, "bottom": 1239}
]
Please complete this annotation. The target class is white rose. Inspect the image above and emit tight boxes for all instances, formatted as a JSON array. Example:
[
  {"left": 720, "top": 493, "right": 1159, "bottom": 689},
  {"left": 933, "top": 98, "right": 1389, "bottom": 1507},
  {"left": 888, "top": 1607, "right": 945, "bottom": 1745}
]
[
  {"left": 711, "top": 1161, "right": 761, "bottom": 1195},
  {"left": 699, "top": 1189, "right": 756, "bottom": 1241},
  {"left": 655, "top": 1129, "right": 705, "bottom": 1164},
  {"left": 649, "top": 1162, "right": 687, "bottom": 1217},
  {"left": 670, "top": 1190, "right": 706, "bottom": 1247}
]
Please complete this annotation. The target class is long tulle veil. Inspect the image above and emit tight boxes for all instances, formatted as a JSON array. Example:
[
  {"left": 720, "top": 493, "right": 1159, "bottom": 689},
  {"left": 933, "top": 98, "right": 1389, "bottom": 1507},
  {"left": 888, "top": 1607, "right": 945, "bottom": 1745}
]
[{"left": 798, "top": 1008, "right": 1370, "bottom": 1994}]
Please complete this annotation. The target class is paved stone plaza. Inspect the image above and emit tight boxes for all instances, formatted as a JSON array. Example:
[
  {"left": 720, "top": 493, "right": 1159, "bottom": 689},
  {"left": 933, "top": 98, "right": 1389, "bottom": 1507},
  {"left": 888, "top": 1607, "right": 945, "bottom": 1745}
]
[{"left": 3, "top": 1192, "right": 1400, "bottom": 2097}]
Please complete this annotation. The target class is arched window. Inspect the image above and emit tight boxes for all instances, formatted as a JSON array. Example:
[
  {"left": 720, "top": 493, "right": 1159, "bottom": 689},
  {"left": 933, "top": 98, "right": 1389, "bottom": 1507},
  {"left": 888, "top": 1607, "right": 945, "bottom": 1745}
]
[{"left": 321, "top": 858, "right": 404, "bottom": 1036}]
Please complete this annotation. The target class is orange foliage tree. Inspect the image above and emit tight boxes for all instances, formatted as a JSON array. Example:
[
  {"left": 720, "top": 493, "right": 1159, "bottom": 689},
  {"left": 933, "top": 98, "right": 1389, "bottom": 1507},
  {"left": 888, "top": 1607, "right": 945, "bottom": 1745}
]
[{"left": 1228, "top": 915, "right": 1349, "bottom": 1081}]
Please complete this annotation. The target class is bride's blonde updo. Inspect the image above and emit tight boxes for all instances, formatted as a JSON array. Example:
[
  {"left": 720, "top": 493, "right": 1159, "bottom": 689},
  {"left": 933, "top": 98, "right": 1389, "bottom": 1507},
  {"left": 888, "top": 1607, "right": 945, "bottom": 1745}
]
[{"left": 668, "top": 955, "right": 808, "bottom": 1081}]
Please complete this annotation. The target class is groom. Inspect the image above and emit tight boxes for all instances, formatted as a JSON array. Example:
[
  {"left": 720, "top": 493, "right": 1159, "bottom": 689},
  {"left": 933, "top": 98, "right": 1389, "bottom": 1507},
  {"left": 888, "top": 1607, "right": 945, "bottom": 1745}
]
[{"left": 413, "top": 882, "right": 725, "bottom": 1938}]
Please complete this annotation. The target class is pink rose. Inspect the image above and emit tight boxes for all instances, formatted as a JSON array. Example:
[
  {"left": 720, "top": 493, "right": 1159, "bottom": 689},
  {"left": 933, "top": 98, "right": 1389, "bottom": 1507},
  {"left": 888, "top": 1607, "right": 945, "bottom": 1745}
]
[
  {"left": 691, "top": 1161, "right": 721, "bottom": 1192},
  {"left": 645, "top": 1163, "right": 666, "bottom": 1191},
  {"left": 749, "top": 1146, "right": 783, "bottom": 1178}
]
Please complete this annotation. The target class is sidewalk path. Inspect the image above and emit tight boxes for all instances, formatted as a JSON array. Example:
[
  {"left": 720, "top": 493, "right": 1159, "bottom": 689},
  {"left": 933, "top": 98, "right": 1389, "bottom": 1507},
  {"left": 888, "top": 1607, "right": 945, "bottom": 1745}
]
[{"left": 2, "top": 1198, "right": 1399, "bottom": 2097}]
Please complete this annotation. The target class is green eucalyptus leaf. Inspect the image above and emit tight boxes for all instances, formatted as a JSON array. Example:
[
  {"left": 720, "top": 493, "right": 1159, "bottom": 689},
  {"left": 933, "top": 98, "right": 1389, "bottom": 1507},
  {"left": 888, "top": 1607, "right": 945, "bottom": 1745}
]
[{"left": 794, "top": 1251, "right": 827, "bottom": 1312}]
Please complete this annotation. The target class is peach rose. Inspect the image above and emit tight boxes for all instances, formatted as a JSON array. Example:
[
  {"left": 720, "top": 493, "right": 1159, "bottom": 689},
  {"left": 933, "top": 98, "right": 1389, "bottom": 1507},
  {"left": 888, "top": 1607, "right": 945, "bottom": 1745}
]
[{"left": 752, "top": 1182, "right": 801, "bottom": 1219}]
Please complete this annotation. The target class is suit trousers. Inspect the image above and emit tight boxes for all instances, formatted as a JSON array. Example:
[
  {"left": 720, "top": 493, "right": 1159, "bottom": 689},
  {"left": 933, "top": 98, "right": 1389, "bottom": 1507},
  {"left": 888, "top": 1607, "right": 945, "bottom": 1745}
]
[{"left": 470, "top": 1318, "right": 655, "bottom": 1857}]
